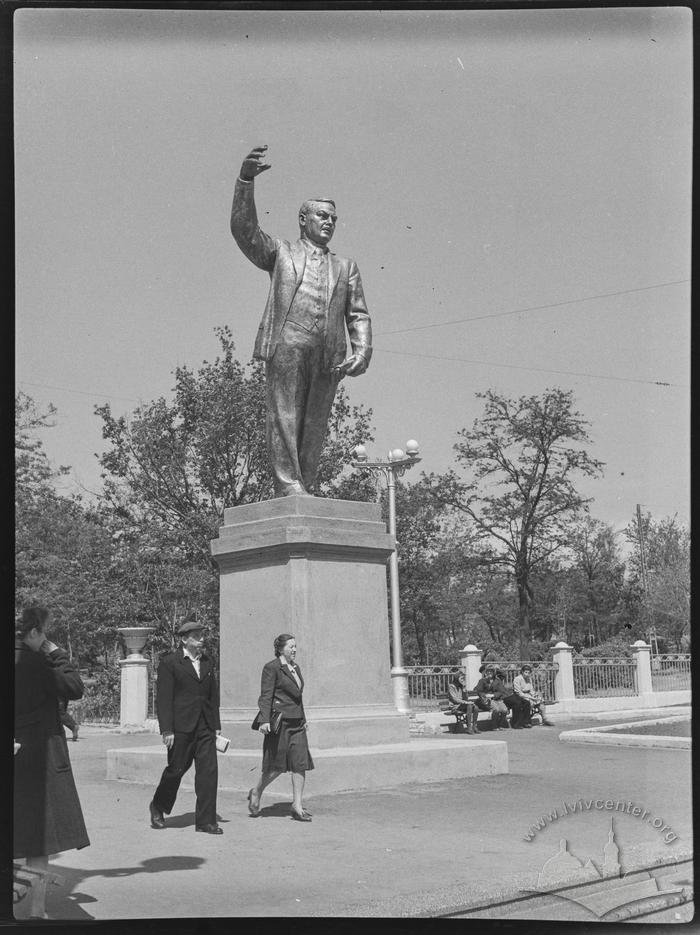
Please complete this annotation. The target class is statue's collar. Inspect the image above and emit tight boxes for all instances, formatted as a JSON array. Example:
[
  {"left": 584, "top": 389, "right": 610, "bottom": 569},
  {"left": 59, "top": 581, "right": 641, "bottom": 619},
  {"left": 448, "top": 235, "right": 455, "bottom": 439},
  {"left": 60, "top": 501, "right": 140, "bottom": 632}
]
[{"left": 300, "top": 237, "right": 329, "bottom": 257}]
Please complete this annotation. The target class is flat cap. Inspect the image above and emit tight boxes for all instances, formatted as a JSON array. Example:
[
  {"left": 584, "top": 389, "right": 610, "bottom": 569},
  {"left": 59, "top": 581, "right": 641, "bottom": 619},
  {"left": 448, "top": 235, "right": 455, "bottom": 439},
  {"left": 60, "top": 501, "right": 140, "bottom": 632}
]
[{"left": 177, "top": 619, "right": 205, "bottom": 635}]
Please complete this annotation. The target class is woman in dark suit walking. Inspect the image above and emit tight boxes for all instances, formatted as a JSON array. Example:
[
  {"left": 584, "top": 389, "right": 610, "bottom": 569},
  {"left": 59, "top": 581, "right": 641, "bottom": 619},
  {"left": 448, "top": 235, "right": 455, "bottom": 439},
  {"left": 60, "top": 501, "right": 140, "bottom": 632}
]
[{"left": 248, "top": 634, "right": 314, "bottom": 822}]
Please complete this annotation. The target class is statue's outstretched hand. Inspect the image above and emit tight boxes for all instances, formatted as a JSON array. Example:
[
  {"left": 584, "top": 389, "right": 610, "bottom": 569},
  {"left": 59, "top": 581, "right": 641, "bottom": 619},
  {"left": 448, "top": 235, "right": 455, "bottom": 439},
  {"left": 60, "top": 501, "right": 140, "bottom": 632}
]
[{"left": 240, "top": 145, "right": 271, "bottom": 181}]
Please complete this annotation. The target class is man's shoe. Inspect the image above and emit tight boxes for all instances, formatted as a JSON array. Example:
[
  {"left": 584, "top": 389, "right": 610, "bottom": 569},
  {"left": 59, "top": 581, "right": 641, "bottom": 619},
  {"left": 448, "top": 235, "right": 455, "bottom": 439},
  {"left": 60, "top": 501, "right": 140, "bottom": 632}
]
[
  {"left": 149, "top": 800, "right": 165, "bottom": 830},
  {"left": 196, "top": 823, "right": 223, "bottom": 834},
  {"left": 71, "top": 726, "right": 79, "bottom": 742}
]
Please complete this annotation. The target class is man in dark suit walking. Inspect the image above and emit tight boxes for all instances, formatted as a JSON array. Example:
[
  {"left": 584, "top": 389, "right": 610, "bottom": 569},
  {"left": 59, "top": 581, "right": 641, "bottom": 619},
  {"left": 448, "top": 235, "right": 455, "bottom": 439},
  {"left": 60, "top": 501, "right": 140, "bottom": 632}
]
[
  {"left": 230, "top": 144, "right": 373, "bottom": 497},
  {"left": 149, "top": 618, "right": 223, "bottom": 834}
]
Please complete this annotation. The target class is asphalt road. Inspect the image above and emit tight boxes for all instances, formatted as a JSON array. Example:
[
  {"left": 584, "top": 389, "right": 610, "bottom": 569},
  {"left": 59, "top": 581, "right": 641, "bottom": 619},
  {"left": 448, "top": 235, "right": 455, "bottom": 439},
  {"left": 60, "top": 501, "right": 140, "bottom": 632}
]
[{"left": 11, "top": 711, "right": 693, "bottom": 921}]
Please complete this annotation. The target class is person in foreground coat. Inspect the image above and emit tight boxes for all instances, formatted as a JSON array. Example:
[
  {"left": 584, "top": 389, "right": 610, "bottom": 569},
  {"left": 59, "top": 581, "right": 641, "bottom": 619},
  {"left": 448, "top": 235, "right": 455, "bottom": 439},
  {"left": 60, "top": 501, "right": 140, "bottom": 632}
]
[
  {"left": 248, "top": 634, "right": 314, "bottom": 822},
  {"left": 230, "top": 144, "right": 373, "bottom": 497},
  {"left": 149, "top": 618, "right": 223, "bottom": 834},
  {"left": 14, "top": 605, "right": 89, "bottom": 918}
]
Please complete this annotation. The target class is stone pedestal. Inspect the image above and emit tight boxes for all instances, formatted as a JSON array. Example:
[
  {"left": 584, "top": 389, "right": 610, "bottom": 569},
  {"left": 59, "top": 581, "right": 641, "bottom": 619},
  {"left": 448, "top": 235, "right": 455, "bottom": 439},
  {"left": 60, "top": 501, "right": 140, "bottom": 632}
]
[
  {"left": 117, "top": 627, "right": 153, "bottom": 728},
  {"left": 108, "top": 497, "right": 509, "bottom": 791},
  {"left": 210, "top": 496, "right": 409, "bottom": 749},
  {"left": 552, "top": 641, "right": 575, "bottom": 703},
  {"left": 459, "top": 644, "right": 483, "bottom": 691},
  {"left": 631, "top": 640, "right": 653, "bottom": 694}
]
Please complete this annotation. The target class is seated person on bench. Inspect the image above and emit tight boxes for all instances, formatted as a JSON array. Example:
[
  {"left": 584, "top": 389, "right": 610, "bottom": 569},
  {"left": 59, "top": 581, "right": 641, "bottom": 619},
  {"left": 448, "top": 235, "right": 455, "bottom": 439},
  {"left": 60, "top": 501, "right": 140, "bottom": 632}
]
[
  {"left": 512, "top": 665, "right": 552, "bottom": 727},
  {"left": 485, "top": 667, "right": 512, "bottom": 730},
  {"left": 447, "top": 672, "right": 480, "bottom": 734},
  {"left": 472, "top": 666, "right": 501, "bottom": 729}
]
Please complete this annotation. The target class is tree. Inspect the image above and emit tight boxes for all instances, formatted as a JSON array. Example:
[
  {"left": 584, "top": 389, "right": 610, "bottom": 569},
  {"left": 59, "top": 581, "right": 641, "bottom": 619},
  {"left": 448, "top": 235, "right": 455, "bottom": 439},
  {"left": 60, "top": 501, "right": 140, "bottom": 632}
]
[
  {"left": 390, "top": 480, "right": 449, "bottom": 664},
  {"left": 15, "top": 392, "right": 210, "bottom": 668},
  {"left": 96, "top": 327, "right": 375, "bottom": 566},
  {"left": 564, "top": 517, "right": 625, "bottom": 646},
  {"left": 15, "top": 391, "right": 68, "bottom": 506},
  {"left": 426, "top": 388, "right": 604, "bottom": 658},
  {"left": 625, "top": 511, "right": 690, "bottom": 650},
  {"left": 416, "top": 519, "right": 519, "bottom": 658},
  {"left": 382, "top": 479, "right": 516, "bottom": 664},
  {"left": 16, "top": 393, "right": 126, "bottom": 664},
  {"left": 527, "top": 558, "right": 576, "bottom": 645}
]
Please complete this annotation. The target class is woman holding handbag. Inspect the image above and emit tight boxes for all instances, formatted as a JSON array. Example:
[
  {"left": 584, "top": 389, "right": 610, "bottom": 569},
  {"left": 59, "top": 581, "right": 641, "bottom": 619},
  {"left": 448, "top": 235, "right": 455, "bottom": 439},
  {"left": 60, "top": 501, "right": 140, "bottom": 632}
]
[{"left": 248, "top": 634, "right": 314, "bottom": 822}]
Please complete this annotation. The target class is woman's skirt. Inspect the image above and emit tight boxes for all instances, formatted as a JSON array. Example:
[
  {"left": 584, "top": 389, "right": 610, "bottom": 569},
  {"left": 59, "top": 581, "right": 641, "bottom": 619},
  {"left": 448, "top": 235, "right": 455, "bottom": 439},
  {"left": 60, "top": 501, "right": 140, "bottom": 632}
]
[{"left": 262, "top": 718, "right": 314, "bottom": 773}]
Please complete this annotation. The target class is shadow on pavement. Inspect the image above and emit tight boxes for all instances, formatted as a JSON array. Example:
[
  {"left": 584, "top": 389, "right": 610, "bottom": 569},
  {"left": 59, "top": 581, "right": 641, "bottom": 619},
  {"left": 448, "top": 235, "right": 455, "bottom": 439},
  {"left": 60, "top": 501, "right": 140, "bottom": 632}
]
[
  {"left": 257, "top": 802, "right": 295, "bottom": 819},
  {"left": 159, "top": 810, "right": 231, "bottom": 828},
  {"left": 38, "top": 856, "right": 206, "bottom": 920},
  {"left": 161, "top": 810, "right": 196, "bottom": 828}
]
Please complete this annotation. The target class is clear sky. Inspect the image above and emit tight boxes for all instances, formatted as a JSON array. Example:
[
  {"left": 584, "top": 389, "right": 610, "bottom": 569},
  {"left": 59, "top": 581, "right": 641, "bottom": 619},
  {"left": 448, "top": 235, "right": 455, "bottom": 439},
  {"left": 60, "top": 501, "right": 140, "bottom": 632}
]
[{"left": 14, "top": 7, "right": 691, "bottom": 537}]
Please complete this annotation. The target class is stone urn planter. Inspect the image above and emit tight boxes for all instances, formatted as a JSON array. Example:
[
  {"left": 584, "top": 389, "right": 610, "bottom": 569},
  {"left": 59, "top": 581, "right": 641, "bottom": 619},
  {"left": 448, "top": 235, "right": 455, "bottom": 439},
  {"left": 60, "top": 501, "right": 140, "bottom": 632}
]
[
  {"left": 116, "top": 627, "right": 154, "bottom": 728},
  {"left": 117, "top": 626, "right": 154, "bottom": 660}
]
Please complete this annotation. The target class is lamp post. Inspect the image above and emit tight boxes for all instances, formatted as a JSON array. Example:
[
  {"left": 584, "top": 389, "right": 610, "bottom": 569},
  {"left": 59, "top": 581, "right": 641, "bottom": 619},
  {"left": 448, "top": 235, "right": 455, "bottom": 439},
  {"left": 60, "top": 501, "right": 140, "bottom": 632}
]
[{"left": 351, "top": 439, "right": 421, "bottom": 715}]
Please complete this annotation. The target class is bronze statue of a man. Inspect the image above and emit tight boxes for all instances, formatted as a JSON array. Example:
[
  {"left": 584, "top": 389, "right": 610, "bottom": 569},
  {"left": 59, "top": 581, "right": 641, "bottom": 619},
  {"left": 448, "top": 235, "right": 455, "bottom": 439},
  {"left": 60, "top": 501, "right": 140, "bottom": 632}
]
[{"left": 230, "top": 145, "right": 372, "bottom": 497}]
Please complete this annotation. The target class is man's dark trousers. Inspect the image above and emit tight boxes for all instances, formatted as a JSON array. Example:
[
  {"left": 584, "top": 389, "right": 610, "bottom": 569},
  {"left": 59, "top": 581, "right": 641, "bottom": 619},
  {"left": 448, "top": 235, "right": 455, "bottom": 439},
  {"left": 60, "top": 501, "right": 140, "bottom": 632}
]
[{"left": 153, "top": 715, "right": 218, "bottom": 827}]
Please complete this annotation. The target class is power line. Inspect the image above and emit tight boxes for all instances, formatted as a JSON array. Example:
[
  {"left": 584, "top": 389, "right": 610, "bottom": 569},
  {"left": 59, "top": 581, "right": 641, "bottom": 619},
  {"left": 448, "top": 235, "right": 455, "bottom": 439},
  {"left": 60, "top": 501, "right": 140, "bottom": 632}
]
[
  {"left": 17, "top": 380, "right": 141, "bottom": 404},
  {"left": 18, "top": 294, "right": 688, "bottom": 407},
  {"left": 376, "top": 348, "right": 688, "bottom": 388},
  {"left": 375, "top": 279, "right": 690, "bottom": 336}
]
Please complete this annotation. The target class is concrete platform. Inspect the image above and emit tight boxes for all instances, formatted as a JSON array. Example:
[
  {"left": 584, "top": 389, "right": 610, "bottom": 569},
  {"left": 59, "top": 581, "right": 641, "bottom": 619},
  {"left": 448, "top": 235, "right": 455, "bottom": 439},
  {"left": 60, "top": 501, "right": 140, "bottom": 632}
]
[
  {"left": 545, "top": 690, "right": 690, "bottom": 717},
  {"left": 552, "top": 704, "right": 691, "bottom": 722},
  {"left": 107, "top": 736, "right": 508, "bottom": 794},
  {"left": 559, "top": 714, "right": 691, "bottom": 750}
]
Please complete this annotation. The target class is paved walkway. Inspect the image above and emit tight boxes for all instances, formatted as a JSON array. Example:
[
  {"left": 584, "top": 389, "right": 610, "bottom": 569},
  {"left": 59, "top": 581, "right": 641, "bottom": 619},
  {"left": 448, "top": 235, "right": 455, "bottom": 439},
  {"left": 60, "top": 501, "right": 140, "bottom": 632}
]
[{"left": 12, "top": 712, "right": 693, "bottom": 921}]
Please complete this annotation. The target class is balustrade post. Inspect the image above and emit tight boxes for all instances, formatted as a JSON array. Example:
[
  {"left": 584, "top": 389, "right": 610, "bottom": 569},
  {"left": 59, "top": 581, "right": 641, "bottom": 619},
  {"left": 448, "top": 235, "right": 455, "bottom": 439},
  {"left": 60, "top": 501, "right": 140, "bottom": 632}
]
[
  {"left": 552, "top": 641, "right": 575, "bottom": 703},
  {"left": 459, "top": 644, "right": 482, "bottom": 690},
  {"left": 631, "top": 640, "right": 653, "bottom": 699}
]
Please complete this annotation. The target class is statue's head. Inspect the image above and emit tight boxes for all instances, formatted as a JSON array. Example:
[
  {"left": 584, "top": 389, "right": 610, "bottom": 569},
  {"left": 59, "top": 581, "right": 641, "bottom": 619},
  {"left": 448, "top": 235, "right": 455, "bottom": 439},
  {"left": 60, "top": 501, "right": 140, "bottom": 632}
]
[{"left": 299, "top": 198, "right": 337, "bottom": 247}]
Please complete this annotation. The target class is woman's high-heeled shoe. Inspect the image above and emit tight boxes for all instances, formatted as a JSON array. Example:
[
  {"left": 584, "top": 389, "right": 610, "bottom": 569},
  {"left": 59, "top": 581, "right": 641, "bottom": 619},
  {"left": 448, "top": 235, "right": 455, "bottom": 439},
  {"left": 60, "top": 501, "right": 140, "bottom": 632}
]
[
  {"left": 247, "top": 788, "right": 261, "bottom": 817},
  {"left": 291, "top": 807, "right": 312, "bottom": 822}
]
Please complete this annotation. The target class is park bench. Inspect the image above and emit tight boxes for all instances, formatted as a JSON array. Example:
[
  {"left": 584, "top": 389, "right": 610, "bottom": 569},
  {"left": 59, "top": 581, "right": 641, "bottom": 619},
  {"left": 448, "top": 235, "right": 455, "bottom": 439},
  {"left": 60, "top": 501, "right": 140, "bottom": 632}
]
[
  {"left": 436, "top": 693, "right": 511, "bottom": 731},
  {"left": 436, "top": 693, "right": 542, "bottom": 731},
  {"left": 437, "top": 692, "right": 473, "bottom": 731}
]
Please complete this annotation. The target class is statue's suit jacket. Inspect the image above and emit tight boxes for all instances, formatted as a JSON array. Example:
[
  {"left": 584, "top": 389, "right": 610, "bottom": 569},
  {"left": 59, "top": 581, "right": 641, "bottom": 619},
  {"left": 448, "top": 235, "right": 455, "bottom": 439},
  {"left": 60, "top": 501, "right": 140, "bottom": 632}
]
[{"left": 231, "top": 178, "right": 372, "bottom": 373}]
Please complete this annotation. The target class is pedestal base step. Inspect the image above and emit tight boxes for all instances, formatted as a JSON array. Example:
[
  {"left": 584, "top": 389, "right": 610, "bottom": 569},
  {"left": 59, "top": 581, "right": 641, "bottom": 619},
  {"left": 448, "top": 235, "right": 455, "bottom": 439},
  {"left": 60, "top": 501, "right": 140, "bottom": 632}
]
[{"left": 107, "top": 738, "right": 508, "bottom": 795}]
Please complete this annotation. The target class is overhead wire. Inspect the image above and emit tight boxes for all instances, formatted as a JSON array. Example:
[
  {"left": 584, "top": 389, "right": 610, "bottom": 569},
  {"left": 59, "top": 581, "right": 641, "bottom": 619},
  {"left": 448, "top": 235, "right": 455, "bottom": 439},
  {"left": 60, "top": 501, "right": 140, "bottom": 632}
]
[
  {"left": 17, "top": 380, "right": 141, "bottom": 404},
  {"left": 17, "top": 277, "right": 689, "bottom": 399},
  {"left": 375, "top": 279, "right": 690, "bottom": 336},
  {"left": 375, "top": 349, "right": 687, "bottom": 388}
]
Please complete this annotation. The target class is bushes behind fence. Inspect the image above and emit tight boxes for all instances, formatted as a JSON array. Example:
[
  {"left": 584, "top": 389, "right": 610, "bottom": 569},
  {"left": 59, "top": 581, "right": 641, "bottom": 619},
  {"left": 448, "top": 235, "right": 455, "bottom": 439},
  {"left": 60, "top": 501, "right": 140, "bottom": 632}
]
[{"left": 71, "top": 664, "right": 121, "bottom": 723}]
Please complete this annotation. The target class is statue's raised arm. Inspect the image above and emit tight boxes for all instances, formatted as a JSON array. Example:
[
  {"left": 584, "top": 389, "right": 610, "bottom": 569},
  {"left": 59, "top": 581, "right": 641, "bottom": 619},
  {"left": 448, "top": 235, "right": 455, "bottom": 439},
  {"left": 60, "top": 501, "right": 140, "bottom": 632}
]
[
  {"left": 230, "top": 144, "right": 372, "bottom": 498},
  {"left": 230, "top": 144, "right": 277, "bottom": 272}
]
